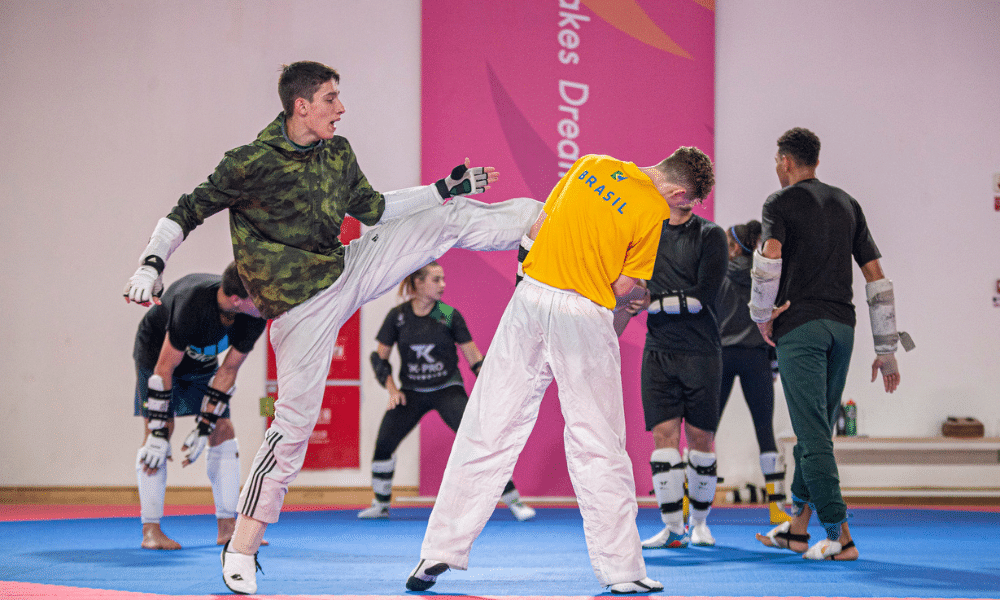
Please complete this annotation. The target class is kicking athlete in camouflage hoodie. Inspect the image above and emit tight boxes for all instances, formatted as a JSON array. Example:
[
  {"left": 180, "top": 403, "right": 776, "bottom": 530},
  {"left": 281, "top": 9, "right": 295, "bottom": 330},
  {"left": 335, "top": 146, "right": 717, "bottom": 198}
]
[{"left": 124, "top": 60, "right": 542, "bottom": 594}]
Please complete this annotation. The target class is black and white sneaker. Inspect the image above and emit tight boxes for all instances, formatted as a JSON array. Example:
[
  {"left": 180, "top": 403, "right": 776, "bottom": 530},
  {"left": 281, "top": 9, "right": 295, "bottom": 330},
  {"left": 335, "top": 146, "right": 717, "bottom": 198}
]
[
  {"left": 405, "top": 558, "right": 450, "bottom": 591},
  {"left": 221, "top": 540, "right": 263, "bottom": 594},
  {"left": 357, "top": 500, "right": 390, "bottom": 519},
  {"left": 609, "top": 576, "right": 664, "bottom": 594}
]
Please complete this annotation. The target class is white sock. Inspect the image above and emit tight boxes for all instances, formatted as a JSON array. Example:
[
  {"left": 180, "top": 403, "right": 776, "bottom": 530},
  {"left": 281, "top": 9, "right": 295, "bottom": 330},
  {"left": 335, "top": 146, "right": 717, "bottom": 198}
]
[
  {"left": 231, "top": 514, "right": 267, "bottom": 555},
  {"left": 136, "top": 449, "right": 167, "bottom": 524},
  {"left": 500, "top": 488, "right": 522, "bottom": 506},
  {"left": 650, "top": 448, "right": 685, "bottom": 532},
  {"left": 686, "top": 450, "right": 717, "bottom": 526},
  {"left": 207, "top": 438, "right": 240, "bottom": 520}
]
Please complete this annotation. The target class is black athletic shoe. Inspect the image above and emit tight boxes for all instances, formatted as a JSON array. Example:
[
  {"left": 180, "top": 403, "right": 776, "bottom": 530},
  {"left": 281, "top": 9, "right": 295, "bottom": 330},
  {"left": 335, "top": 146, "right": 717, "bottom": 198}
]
[{"left": 406, "top": 558, "right": 450, "bottom": 591}]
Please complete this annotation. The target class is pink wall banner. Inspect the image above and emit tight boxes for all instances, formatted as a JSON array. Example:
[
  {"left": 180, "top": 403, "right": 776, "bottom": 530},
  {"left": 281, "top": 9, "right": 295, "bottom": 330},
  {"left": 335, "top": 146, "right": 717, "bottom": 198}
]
[{"left": 420, "top": 0, "right": 715, "bottom": 497}]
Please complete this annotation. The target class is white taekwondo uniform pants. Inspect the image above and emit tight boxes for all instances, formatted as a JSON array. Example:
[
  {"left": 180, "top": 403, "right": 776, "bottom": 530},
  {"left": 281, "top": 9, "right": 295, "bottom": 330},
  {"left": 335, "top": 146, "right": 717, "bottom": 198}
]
[
  {"left": 420, "top": 276, "right": 647, "bottom": 586},
  {"left": 238, "top": 196, "right": 542, "bottom": 522}
]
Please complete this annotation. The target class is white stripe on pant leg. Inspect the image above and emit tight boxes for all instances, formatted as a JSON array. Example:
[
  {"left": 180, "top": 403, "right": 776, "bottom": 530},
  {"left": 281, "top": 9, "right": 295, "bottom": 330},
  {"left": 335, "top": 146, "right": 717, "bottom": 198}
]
[
  {"left": 238, "top": 288, "right": 354, "bottom": 523},
  {"left": 420, "top": 284, "right": 554, "bottom": 569},
  {"left": 239, "top": 429, "right": 283, "bottom": 518},
  {"left": 548, "top": 292, "right": 646, "bottom": 586}
]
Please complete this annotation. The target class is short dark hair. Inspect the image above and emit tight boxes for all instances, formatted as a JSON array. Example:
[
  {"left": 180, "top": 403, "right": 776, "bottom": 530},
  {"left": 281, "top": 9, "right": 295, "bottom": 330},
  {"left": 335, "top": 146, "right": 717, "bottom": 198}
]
[
  {"left": 657, "top": 146, "right": 715, "bottom": 200},
  {"left": 777, "top": 127, "right": 821, "bottom": 167},
  {"left": 221, "top": 262, "right": 249, "bottom": 298},
  {"left": 278, "top": 61, "right": 340, "bottom": 116}
]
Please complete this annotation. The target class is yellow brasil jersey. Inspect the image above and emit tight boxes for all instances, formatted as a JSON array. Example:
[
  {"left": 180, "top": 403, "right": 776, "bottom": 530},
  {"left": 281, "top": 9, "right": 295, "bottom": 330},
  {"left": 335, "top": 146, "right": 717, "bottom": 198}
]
[{"left": 523, "top": 155, "right": 670, "bottom": 309}]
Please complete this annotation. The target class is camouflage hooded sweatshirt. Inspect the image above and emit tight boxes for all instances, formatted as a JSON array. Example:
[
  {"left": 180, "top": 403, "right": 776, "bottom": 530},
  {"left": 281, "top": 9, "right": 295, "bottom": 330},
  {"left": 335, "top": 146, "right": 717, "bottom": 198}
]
[{"left": 167, "top": 113, "right": 385, "bottom": 319}]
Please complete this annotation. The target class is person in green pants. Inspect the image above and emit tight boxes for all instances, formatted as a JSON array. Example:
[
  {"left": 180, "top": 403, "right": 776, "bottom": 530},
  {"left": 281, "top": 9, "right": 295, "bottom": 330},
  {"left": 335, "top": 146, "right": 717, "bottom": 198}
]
[{"left": 749, "top": 127, "right": 907, "bottom": 561}]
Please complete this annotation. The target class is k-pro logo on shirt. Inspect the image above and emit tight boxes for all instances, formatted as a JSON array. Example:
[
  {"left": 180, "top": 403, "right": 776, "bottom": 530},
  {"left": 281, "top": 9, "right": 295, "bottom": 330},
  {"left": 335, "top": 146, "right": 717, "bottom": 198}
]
[
  {"left": 407, "top": 343, "right": 445, "bottom": 382},
  {"left": 576, "top": 170, "right": 628, "bottom": 214}
]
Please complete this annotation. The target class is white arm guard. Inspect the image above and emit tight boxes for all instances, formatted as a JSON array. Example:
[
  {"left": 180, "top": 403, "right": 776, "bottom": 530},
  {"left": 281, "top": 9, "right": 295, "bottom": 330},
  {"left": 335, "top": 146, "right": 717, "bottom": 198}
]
[
  {"left": 124, "top": 218, "right": 184, "bottom": 304},
  {"left": 377, "top": 185, "right": 444, "bottom": 224},
  {"left": 748, "top": 250, "right": 782, "bottom": 323},
  {"left": 139, "top": 218, "right": 184, "bottom": 266},
  {"left": 866, "top": 278, "right": 899, "bottom": 354},
  {"left": 138, "top": 374, "right": 172, "bottom": 470}
]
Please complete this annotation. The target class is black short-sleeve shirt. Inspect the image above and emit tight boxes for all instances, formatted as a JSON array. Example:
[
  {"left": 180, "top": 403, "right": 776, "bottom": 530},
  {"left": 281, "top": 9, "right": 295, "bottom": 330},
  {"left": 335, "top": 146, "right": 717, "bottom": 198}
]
[
  {"left": 761, "top": 178, "right": 881, "bottom": 341},
  {"left": 133, "top": 273, "right": 268, "bottom": 375},
  {"left": 376, "top": 301, "right": 473, "bottom": 391}
]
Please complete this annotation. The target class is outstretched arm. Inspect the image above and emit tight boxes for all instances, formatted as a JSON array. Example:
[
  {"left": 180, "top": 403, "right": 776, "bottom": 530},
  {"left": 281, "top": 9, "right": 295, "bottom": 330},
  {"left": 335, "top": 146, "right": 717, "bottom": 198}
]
[
  {"left": 378, "top": 158, "right": 500, "bottom": 224},
  {"left": 123, "top": 218, "right": 184, "bottom": 306}
]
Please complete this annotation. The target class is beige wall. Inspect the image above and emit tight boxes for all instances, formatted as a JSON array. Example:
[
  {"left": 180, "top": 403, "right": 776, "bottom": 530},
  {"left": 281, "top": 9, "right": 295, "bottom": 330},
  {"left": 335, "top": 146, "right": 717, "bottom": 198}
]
[{"left": 2, "top": 1, "right": 998, "bottom": 493}]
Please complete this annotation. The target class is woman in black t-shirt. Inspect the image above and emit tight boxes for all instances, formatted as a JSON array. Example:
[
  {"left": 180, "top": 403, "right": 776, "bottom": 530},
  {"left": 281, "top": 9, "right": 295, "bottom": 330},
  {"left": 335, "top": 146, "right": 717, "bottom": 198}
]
[
  {"left": 716, "top": 220, "right": 790, "bottom": 524},
  {"left": 359, "top": 261, "right": 534, "bottom": 521}
]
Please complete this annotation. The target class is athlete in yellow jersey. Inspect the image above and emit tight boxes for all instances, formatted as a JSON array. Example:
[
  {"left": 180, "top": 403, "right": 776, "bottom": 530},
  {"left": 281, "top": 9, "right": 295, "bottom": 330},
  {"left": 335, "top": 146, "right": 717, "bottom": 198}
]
[
  {"left": 525, "top": 155, "right": 672, "bottom": 309},
  {"left": 408, "top": 148, "right": 715, "bottom": 594}
]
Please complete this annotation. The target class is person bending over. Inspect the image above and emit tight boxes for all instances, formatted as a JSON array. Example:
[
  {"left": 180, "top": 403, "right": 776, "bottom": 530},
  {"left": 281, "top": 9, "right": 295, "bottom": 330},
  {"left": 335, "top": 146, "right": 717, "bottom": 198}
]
[{"left": 133, "top": 262, "right": 265, "bottom": 550}]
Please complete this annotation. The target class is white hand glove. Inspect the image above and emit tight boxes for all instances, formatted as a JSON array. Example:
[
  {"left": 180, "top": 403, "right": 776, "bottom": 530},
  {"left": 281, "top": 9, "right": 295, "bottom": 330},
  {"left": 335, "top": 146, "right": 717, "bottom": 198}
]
[
  {"left": 124, "top": 264, "right": 164, "bottom": 305},
  {"left": 138, "top": 435, "right": 170, "bottom": 471},
  {"left": 182, "top": 427, "right": 209, "bottom": 466},
  {"left": 435, "top": 159, "right": 493, "bottom": 198}
]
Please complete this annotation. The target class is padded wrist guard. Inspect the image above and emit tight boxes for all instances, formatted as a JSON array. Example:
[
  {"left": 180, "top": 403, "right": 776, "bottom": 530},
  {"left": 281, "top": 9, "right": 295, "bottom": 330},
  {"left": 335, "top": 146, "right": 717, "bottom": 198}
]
[
  {"left": 138, "top": 218, "right": 183, "bottom": 269},
  {"left": 370, "top": 352, "right": 392, "bottom": 387},
  {"left": 648, "top": 291, "right": 702, "bottom": 315},
  {"left": 145, "top": 374, "right": 172, "bottom": 431},
  {"left": 749, "top": 250, "right": 782, "bottom": 323},
  {"left": 197, "top": 385, "right": 232, "bottom": 435},
  {"left": 866, "top": 278, "right": 899, "bottom": 354}
]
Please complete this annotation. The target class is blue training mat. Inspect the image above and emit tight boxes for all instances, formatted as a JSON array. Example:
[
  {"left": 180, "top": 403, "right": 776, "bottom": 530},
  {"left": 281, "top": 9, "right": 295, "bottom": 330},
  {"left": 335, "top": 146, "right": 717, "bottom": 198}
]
[{"left": 1, "top": 506, "right": 998, "bottom": 597}]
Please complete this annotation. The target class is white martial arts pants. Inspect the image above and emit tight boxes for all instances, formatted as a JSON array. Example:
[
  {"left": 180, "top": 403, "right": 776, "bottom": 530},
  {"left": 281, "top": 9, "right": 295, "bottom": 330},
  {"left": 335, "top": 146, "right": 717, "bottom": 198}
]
[
  {"left": 420, "top": 276, "right": 647, "bottom": 586},
  {"left": 238, "top": 196, "right": 542, "bottom": 523}
]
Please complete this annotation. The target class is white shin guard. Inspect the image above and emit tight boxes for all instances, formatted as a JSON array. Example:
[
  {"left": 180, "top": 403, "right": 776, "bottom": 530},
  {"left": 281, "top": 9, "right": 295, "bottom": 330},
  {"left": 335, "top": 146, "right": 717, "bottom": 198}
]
[
  {"left": 136, "top": 449, "right": 167, "bottom": 524},
  {"left": 686, "top": 450, "right": 717, "bottom": 525},
  {"left": 371, "top": 456, "right": 397, "bottom": 502},
  {"left": 650, "top": 448, "right": 685, "bottom": 529},
  {"left": 760, "top": 451, "right": 786, "bottom": 496},
  {"left": 207, "top": 438, "right": 240, "bottom": 520}
]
